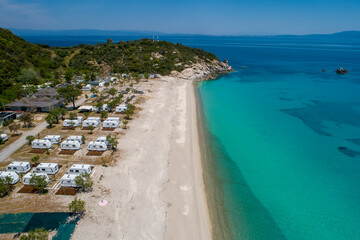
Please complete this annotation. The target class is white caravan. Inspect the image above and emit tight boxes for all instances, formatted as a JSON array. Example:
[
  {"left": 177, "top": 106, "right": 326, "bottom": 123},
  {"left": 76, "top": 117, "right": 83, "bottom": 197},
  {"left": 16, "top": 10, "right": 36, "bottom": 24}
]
[
  {"left": 32, "top": 139, "right": 52, "bottom": 149},
  {"left": 68, "top": 164, "right": 92, "bottom": 175},
  {"left": 60, "top": 140, "right": 81, "bottom": 150},
  {"left": 102, "top": 120, "right": 120, "bottom": 128},
  {"left": 88, "top": 141, "right": 107, "bottom": 151},
  {"left": 76, "top": 116, "right": 83, "bottom": 123},
  {"left": 63, "top": 119, "right": 80, "bottom": 127},
  {"left": 87, "top": 117, "right": 101, "bottom": 123},
  {"left": 66, "top": 135, "right": 83, "bottom": 144},
  {"left": 95, "top": 136, "right": 109, "bottom": 146},
  {"left": 106, "top": 117, "right": 120, "bottom": 123},
  {"left": 0, "top": 171, "right": 19, "bottom": 184},
  {"left": 103, "top": 117, "right": 121, "bottom": 128},
  {"left": 82, "top": 84, "right": 92, "bottom": 91},
  {"left": 115, "top": 104, "right": 128, "bottom": 113},
  {"left": 0, "top": 134, "right": 8, "bottom": 142},
  {"left": 34, "top": 163, "right": 59, "bottom": 175},
  {"left": 23, "top": 172, "right": 50, "bottom": 185},
  {"left": 79, "top": 105, "right": 96, "bottom": 112},
  {"left": 43, "top": 135, "right": 61, "bottom": 144},
  {"left": 98, "top": 104, "right": 110, "bottom": 112},
  {"left": 6, "top": 161, "right": 31, "bottom": 174},
  {"left": 60, "top": 173, "right": 84, "bottom": 187},
  {"left": 82, "top": 120, "right": 100, "bottom": 128},
  {"left": 82, "top": 117, "right": 101, "bottom": 127}
]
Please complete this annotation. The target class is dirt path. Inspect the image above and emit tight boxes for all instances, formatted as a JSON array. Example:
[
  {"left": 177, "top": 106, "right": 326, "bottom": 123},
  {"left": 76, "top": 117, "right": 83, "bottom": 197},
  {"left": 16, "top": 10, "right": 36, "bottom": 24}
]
[{"left": 0, "top": 121, "right": 48, "bottom": 162}]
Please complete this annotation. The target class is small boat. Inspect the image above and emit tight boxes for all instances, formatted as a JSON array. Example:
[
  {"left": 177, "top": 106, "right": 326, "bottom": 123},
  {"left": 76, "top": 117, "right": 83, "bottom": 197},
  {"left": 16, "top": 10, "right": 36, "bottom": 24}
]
[
  {"left": 336, "top": 67, "right": 348, "bottom": 74},
  {"left": 321, "top": 69, "right": 326, "bottom": 72}
]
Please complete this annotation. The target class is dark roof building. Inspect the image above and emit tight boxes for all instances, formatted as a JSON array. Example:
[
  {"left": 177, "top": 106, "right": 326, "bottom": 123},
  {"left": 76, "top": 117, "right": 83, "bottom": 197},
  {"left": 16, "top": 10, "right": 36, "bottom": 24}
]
[
  {"left": 6, "top": 88, "right": 65, "bottom": 112},
  {"left": 0, "top": 112, "right": 16, "bottom": 125}
]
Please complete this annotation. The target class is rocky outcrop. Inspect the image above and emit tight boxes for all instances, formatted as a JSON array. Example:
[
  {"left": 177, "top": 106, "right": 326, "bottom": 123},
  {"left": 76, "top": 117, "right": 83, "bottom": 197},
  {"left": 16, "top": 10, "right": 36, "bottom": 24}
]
[{"left": 171, "top": 60, "right": 233, "bottom": 81}]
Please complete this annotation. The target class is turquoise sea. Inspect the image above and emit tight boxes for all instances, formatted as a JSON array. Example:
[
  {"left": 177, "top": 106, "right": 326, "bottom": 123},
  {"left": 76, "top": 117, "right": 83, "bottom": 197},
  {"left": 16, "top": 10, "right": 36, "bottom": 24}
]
[
  {"left": 20, "top": 33, "right": 360, "bottom": 239},
  {"left": 195, "top": 37, "right": 360, "bottom": 240}
]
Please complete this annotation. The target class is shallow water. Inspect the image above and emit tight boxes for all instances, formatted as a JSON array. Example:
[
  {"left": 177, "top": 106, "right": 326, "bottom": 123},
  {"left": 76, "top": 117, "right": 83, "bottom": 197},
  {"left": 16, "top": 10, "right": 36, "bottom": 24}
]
[{"left": 197, "top": 39, "right": 360, "bottom": 239}]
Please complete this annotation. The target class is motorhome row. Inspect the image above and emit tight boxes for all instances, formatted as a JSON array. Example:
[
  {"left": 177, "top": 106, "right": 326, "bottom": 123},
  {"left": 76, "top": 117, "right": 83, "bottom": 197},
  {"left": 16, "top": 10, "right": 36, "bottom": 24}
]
[
  {"left": 60, "top": 135, "right": 83, "bottom": 150},
  {"left": 31, "top": 134, "right": 110, "bottom": 152},
  {"left": 1, "top": 161, "right": 92, "bottom": 188},
  {"left": 63, "top": 116, "right": 121, "bottom": 128},
  {"left": 32, "top": 135, "right": 62, "bottom": 149},
  {"left": 77, "top": 104, "right": 127, "bottom": 114},
  {"left": 61, "top": 135, "right": 109, "bottom": 151}
]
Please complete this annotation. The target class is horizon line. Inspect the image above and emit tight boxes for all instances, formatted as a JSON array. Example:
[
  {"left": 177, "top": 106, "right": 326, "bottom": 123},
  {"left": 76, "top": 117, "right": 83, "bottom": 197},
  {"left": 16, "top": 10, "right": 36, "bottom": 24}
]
[{"left": 7, "top": 27, "right": 360, "bottom": 38}]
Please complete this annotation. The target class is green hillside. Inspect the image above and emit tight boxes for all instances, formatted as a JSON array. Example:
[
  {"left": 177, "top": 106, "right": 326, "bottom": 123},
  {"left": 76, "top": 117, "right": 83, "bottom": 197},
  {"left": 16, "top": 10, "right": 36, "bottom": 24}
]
[{"left": 0, "top": 27, "right": 219, "bottom": 104}]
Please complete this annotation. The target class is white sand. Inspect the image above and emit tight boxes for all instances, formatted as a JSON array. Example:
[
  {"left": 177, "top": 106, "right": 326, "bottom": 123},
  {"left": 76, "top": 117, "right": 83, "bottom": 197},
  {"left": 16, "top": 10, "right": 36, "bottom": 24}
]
[{"left": 71, "top": 76, "right": 211, "bottom": 240}]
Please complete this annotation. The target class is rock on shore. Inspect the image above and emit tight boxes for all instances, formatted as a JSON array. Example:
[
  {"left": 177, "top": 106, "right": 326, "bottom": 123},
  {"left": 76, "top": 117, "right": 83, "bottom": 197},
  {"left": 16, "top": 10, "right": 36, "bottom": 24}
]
[{"left": 171, "top": 60, "right": 233, "bottom": 81}]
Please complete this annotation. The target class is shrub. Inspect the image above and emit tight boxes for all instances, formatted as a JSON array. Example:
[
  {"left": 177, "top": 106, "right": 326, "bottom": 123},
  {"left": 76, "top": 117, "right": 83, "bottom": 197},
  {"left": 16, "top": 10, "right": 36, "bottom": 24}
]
[
  {"left": 20, "top": 228, "right": 48, "bottom": 240},
  {"left": 69, "top": 197, "right": 85, "bottom": 214}
]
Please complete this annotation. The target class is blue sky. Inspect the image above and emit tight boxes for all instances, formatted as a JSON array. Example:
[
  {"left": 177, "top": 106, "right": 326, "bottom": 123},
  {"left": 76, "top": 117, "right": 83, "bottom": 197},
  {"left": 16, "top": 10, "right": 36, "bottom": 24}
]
[{"left": 0, "top": 0, "right": 360, "bottom": 35}]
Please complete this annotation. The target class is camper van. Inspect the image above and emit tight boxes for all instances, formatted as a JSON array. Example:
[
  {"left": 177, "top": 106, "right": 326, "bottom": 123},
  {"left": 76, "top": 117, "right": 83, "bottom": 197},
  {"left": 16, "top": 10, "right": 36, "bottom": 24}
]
[
  {"left": 6, "top": 161, "right": 31, "bottom": 174},
  {"left": 60, "top": 173, "right": 85, "bottom": 187},
  {"left": 0, "top": 134, "right": 8, "bottom": 142},
  {"left": 106, "top": 117, "right": 120, "bottom": 123},
  {"left": 103, "top": 117, "right": 120, "bottom": 128},
  {"left": 60, "top": 140, "right": 81, "bottom": 150},
  {"left": 102, "top": 120, "right": 120, "bottom": 128},
  {"left": 82, "top": 120, "right": 100, "bottom": 128},
  {"left": 0, "top": 171, "right": 20, "bottom": 184},
  {"left": 98, "top": 104, "right": 110, "bottom": 112},
  {"left": 63, "top": 119, "right": 80, "bottom": 127},
  {"left": 82, "top": 84, "right": 92, "bottom": 91},
  {"left": 88, "top": 141, "right": 107, "bottom": 151},
  {"left": 83, "top": 117, "right": 101, "bottom": 127},
  {"left": 66, "top": 135, "right": 83, "bottom": 144},
  {"left": 23, "top": 172, "right": 50, "bottom": 185},
  {"left": 79, "top": 106, "right": 96, "bottom": 112},
  {"left": 68, "top": 164, "right": 92, "bottom": 175},
  {"left": 95, "top": 136, "right": 109, "bottom": 146},
  {"left": 43, "top": 135, "right": 61, "bottom": 144},
  {"left": 77, "top": 116, "right": 83, "bottom": 123},
  {"left": 115, "top": 105, "right": 128, "bottom": 113},
  {"left": 32, "top": 139, "right": 52, "bottom": 149},
  {"left": 34, "top": 163, "right": 59, "bottom": 175},
  {"left": 87, "top": 117, "right": 101, "bottom": 123}
]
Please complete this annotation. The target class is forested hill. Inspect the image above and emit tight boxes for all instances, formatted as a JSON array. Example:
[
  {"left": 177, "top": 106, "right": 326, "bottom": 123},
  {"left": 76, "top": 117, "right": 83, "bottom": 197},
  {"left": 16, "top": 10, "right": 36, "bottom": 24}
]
[{"left": 0, "top": 27, "right": 221, "bottom": 103}]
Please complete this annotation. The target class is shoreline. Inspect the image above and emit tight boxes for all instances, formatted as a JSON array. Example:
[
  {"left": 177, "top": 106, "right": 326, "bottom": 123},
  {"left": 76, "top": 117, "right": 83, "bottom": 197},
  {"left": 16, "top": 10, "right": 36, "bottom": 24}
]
[{"left": 194, "top": 82, "right": 234, "bottom": 240}]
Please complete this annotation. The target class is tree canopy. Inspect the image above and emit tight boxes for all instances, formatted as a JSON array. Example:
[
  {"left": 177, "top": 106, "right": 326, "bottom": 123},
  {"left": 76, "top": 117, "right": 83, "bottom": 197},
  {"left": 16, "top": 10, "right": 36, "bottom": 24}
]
[
  {"left": 0, "top": 27, "right": 220, "bottom": 104},
  {"left": 57, "top": 85, "right": 82, "bottom": 109}
]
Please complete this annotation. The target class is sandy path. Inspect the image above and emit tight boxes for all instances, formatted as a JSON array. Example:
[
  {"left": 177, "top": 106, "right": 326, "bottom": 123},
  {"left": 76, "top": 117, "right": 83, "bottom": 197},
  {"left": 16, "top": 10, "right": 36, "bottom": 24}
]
[{"left": 71, "top": 77, "right": 211, "bottom": 240}]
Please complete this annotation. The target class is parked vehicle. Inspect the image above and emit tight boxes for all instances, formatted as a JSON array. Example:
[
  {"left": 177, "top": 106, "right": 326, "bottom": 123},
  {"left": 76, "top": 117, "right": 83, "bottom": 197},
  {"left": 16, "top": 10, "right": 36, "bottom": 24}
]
[
  {"left": 0, "top": 171, "right": 19, "bottom": 184},
  {"left": 6, "top": 162, "right": 31, "bottom": 174},
  {"left": 31, "top": 139, "right": 52, "bottom": 149},
  {"left": 34, "top": 163, "right": 59, "bottom": 175}
]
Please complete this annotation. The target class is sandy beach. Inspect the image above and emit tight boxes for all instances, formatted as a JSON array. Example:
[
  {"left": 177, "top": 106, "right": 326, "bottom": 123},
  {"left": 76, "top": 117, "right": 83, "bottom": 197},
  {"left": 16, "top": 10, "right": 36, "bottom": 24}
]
[{"left": 71, "top": 76, "right": 212, "bottom": 240}]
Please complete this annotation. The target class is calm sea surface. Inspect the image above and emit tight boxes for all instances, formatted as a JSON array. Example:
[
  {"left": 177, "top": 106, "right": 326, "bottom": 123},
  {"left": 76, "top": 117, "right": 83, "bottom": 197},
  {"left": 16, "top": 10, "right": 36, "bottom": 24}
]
[{"left": 20, "top": 34, "right": 360, "bottom": 240}]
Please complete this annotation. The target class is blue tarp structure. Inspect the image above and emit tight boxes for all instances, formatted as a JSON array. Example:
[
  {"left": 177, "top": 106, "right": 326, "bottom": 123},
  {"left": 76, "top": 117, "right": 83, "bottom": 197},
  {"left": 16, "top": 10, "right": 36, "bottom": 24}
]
[{"left": 0, "top": 212, "right": 80, "bottom": 240}]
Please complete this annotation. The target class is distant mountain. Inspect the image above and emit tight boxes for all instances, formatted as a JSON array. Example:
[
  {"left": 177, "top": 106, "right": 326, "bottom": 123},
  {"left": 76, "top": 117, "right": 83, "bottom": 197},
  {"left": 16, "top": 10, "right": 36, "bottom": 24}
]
[
  {"left": 10, "top": 29, "right": 360, "bottom": 39},
  {"left": 325, "top": 31, "right": 360, "bottom": 38},
  {"left": 10, "top": 29, "right": 164, "bottom": 37}
]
